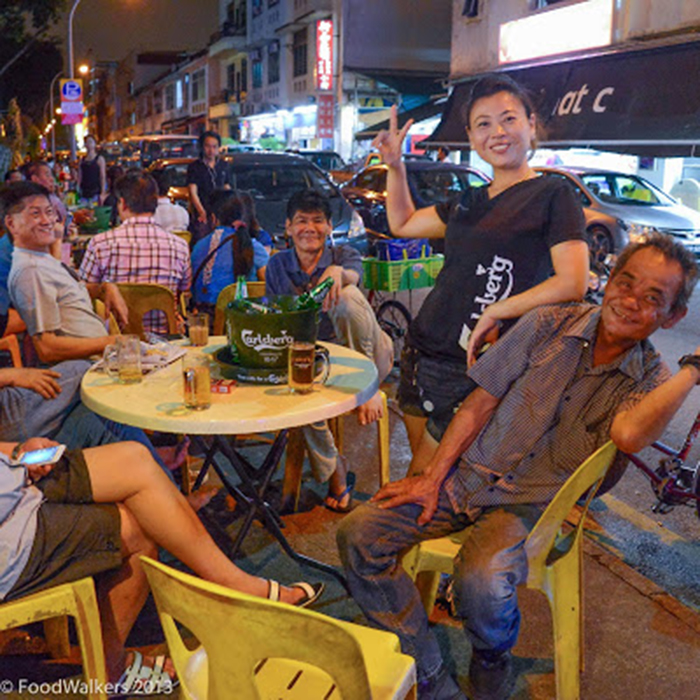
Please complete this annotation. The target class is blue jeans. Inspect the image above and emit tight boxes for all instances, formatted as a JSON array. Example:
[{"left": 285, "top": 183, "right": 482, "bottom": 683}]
[{"left": 336, "top": 489, "right": 540, "bottom": 681}]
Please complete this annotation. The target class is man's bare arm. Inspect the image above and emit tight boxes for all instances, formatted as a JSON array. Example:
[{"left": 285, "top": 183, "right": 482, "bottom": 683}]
[
  {"left": 611, "top": 359, "right": 700, "bottom": 454},
  {"left": 32, "top": 332, "right": 116, "bottom": 364}
]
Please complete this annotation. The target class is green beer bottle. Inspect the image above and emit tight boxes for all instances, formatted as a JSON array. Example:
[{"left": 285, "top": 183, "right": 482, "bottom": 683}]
[
  {"left": 234, "top": 276, "right": 248, "bottom": 300},
  {"left": 295, "top": 277, "right": 335, "bottom": 310}
]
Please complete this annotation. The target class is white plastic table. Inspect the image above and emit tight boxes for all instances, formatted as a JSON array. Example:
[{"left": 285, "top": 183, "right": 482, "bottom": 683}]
[{"left": 81, "top": 338, "right": 378, "bottom": 583}]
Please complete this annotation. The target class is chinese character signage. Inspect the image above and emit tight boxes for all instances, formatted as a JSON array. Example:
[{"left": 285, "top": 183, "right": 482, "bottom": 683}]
[
  {"left": 316, "top": 19, "right": 333, "bottom": 91},
  {"left": 317, "top": 94, "right": 334, "bottom": 139}
]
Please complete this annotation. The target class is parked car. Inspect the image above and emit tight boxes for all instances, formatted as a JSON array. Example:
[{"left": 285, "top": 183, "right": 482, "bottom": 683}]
[
  {"left": 120, "top": 135, "right": 199, "bottom": 168},
  {"left": 149, "top": 152, "right": 368, "bottom": 252},
  {"left": 341, "top": 160, "right": 490, "bottom": 252},
  {"left": 535, "top": 166, "right": 700, "bottom": 263},
  {"left": 330, "top": 152, "right": 383, "bottom": 185},
  {"left": 287, "top": 149, "right": 346, "bottom": 172}
]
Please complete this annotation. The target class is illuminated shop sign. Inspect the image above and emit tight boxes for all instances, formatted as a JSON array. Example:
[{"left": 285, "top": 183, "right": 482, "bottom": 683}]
[{"left": 316, "top": 19, "right": 333, "bottom": 91}]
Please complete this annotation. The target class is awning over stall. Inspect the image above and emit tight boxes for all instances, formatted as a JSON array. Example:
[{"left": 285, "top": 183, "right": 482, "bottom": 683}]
[
  {"left": 355, "top": 97, "right": 446, "bottom": 141},
  {"left": 424, "top": 39, "right": 700, "bottom": 156}
]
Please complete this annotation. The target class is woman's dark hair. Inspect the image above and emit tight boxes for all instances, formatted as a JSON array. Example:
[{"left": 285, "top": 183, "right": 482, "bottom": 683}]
[
  {"left": 210, "top": 190, "right": 254, "bottom": 278},
  {"left": 107, "top": 165, "right": 125, "bottom": 194},
  {"left": 237, "top": 190, "right": 262, "bottom": 238},
  {"left": 462, "top": 73, "right": 536, "bottom": 127}
]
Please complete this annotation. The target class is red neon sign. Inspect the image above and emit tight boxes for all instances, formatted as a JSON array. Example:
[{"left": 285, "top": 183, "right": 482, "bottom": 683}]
[{"left": 316, "top": 19, "right": 333, "bottom": 91}]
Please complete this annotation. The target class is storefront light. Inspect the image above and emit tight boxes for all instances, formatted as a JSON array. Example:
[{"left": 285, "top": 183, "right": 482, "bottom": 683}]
[{"left": 499, "top": 0, "right": 613, "bottom": 64}]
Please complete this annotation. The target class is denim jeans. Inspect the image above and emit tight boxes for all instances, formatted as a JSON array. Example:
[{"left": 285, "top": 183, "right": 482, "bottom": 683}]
[{"left": 336, "top": 489, "right": 540, "bottom": 681}]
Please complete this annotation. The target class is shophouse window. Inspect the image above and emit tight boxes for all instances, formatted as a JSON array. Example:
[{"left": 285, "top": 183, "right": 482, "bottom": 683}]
[
  {"left": 252, "top": 0, "right": 263, "bottom": 18},
  {"left": 227, "top": 63, "right": 236, "bottom": 92},
  {"left": 268, "top": 41, "right": 280, "bottom": 84},
  {"left": 462, "top": 0, "right": 480, "bottom": 17},
  {"left": 192, "top": 69, "right": 206, "bottom": 102},
  {"left": 252, "top": 59, "right": 263, "bottom": 88},
  {"left": 293, "top": 28, "right": 308, "bottom": 78},
  {"left": 165, "top": 83, "right": 175, "bottom": 111}
]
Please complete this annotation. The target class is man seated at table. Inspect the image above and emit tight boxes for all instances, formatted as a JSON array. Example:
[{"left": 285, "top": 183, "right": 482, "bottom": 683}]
[
  {"left": 266, "top": 189, "right": 393, "bottom": 512},
  {"left": 338, "top": 233, "right": 700, "bottom": 700},
  {"left": 79, "top": 170, "right": 191, "bottom": 335},
  {"left": 3, "top": 181, "right": 128, "bottom": 364},
  {"left": 0, "top": 438, "right": 323, "bottom": 692}
]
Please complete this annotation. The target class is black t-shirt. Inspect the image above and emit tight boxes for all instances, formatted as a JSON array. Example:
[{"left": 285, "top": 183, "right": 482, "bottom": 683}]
[
  {"left": 186, "top": 159, "right": 230, "bottom": 213},
  {"left": 409, "top": 176, "right": 586, "bottom": 361}
]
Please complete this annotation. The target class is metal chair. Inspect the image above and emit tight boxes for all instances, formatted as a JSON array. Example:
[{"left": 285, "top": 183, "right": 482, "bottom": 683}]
[
  {"left": 400, "top": 441, "right": 618, "bottom": 700},
  {"left": 116, "top": 282, "right": 179, "bottom": 338},
  {"left": 141, "top": 556, "right": 417, "bottom": 700},
  {"left": 0, "top": 577, "right": 107, "bottom": 699}
]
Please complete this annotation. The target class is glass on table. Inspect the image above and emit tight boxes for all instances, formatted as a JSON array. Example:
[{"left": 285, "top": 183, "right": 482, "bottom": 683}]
[
  {"left": 103, "top": 335, "right": 142, "bottom": 384},
  {"left": 288, "top": 341, "right": 330, "bottom": 394},
  {"left": 187, "top": 312, "right": 210, "bottom": 347},
  {"left": 182, "top": 353, "right": 212, "bottom": 410}
]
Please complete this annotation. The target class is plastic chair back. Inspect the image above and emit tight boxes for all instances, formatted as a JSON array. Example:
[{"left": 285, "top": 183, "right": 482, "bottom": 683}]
[
  {"left": 172, "top": 230, "right": 192, "bottom": 246},
  {"left": 141, "top": 556, "right": 416, "bottom": 700},
  {"left": 0, "top": 334, "right": 22, "bottom": 367},
  {"left": 0, "top": 577, "right": 107, "bottom": 699},
  {"left": 212, "top": 281, "right": 266, "bottom": 334},
  {"left": 116, "top": 283, "right": 179, "bottom": 338}
]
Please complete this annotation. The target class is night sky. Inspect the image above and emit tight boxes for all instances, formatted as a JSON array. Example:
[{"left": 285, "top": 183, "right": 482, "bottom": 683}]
[{"left": 52, "top": 0, "right": 220, "bottom": 65}]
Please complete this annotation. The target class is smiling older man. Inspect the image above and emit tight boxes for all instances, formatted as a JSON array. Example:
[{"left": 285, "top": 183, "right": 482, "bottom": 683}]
[{"left": 338, "top": 233, "right": 700, "bottom": 700}]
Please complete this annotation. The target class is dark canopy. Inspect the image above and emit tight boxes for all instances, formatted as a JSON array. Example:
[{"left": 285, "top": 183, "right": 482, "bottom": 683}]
[{"left": 424, "top": 40, "right": 700, "bottom": 157}]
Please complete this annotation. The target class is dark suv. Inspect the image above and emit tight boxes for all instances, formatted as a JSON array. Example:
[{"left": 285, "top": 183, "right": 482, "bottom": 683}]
[
  {"left": 342, "top": 161, "right": 489, "bottom": 251},
  {"left": 148, "top": 152, "right": 367, "bottom": 252}
]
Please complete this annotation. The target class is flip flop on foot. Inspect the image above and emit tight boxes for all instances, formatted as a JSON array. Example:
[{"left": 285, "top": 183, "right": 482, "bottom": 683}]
[
  {"left": 324, "top": 471, "right": 356, "bottom": 513},
  {"left": 268, "top": 580, "right": 325, "bottom": 608},
  {"left": 114, "top": 650, "right": 178, "bottom": 697}
]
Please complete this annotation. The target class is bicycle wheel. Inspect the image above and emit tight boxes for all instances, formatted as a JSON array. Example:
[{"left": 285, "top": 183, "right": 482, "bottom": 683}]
[
  {"left": 376, "top": 299, "right": 411, "bottom": 367},
  {"left": 692, "top": 462, "right": 700, "bottom": 519}
]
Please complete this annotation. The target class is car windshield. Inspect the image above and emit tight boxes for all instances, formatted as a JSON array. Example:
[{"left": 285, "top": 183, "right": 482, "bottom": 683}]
[
  {"left": 301, "top": 153, "right": 344, "bottom": 170},
  {"left": 410, "top": 168, "right": 487, "bottom": 203},
  {"left": 144, "top": 139, "right": 198, "bottom": 159},
  {"left": 161, "top": 164, "right": 189, "bottom": 188},
  {"left": 580, "top": 173, "right": 675, "bottom": 206},
  {"left": 228, "top": 163, "right": 338, "bottom": 200}
]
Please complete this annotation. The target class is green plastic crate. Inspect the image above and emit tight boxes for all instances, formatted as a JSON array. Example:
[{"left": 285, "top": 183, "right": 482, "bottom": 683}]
[{"left": 362, "top": 255, "right": 444, "bottom": 292}]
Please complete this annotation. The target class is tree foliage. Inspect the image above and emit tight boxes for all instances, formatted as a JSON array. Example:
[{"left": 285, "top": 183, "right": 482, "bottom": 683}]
[{"left": 0, "top": 0, "right": 67, "bottom": 42}]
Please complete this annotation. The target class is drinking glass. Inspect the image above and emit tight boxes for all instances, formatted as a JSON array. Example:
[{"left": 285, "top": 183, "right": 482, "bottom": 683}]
[
  {"left": 103, "top": 335, "right": 142, "bottom": 384},
  {"left": 182, "top": 353, "right": 212, "bottom": 410}
]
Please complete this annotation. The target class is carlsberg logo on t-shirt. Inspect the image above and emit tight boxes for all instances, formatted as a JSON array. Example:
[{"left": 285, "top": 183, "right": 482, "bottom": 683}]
[{"left": 470, "top": 255, "right": 514, "bottom": 321}]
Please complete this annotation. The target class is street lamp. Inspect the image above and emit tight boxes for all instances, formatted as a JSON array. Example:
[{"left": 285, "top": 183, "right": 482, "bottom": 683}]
[
  {"left": 48, "top": 70, "right": 63, "bottom": 158},
  {"left": 67, "top": 0, "right": 83, "bottom": 161}
]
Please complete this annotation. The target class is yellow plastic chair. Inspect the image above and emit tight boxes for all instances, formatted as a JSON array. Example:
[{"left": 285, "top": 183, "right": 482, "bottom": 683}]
[
  {"left": 172, "top": 229, "right": 192, "bottom": 246},
  {"left": 0, "top": 334, "right": 23, "bottom": 367},
  {"left": 401, "top": 441, "right": 617, "bottom": 700},
  {"left": 141, "top": 556, "right": 416, "bottom": 700},
  {"left": 212, "top": 281, "right": 267, "bottom": 335},
  {"left": 0, "top": 577, "right": 107, "bottom": 699},
  {"left": 116, "top": 282, "right": 179, "bottom": 338}
]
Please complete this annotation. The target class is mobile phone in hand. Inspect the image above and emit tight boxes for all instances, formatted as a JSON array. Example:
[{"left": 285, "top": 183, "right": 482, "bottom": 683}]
[{"left": 11, "top": 445, "right": 66, "bottom": 468}]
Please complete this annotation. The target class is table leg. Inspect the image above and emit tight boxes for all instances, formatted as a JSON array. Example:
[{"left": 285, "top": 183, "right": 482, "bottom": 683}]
[{"left": 191, "top": 433, "right": 348, "bottom": 589}]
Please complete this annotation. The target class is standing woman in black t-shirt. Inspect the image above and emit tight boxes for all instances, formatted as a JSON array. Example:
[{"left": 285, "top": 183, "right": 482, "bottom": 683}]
[{"left": 373, "top": 74, "right": 589, "bottom": 474}]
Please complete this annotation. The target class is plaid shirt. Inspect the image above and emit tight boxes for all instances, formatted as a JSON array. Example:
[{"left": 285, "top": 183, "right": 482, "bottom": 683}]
[
  {"left": 79, "top": 215, "right": 192, "bottom": 334},
  {"left": 444, "top": 303, "right": 670, "bottom": 519}
]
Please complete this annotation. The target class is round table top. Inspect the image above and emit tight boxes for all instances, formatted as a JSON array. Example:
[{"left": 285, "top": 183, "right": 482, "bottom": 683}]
[{"left": 80, "top": 338, "right": 379, "bottom": 435}]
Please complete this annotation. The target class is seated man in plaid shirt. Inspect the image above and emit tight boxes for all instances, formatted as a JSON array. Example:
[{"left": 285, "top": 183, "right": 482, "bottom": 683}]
[
  {"left": 79, "top": 170, "right": 191, "bottom": 335},
  {"left": 338, "top": 233, "right": 700, "bottom": 700}
]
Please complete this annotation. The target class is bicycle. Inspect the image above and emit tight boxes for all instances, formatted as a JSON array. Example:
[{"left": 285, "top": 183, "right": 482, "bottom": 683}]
[
  {"left": 622, "top": 413, "right": 700, "bottom": 519},
  {"left": 366, "top": 288, "right": 412, "bottom": 366}
]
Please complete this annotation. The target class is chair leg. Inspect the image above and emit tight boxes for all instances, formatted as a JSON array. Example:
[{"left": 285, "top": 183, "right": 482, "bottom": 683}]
[
  {"left": 415, "top": 571, "right": 442, "bottom": 615},
  {"left": 281, "top": 428, "right": 306, "bottom": 513},
  {"left": 378, "top": 390, "right": 390, "bottom": 488},
  {"left": 329, "top": 414, "right": 345, "bottom": 454},
  {"left": 71, "top": 578, "right": 108, "bottom": 699},
  {"left": 548, "top": 546, "right": 583, "bottom": 700},
  {"left": 44, "top": 616, "right": 71, "bottom": 659}
]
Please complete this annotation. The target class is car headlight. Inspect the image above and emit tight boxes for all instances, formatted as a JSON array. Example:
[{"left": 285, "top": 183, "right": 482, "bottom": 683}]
[
  {"left": 348, "top": 209, "right": 366, "bottom": 238},
  {"left": 622, "top": 221, "right": 659, "bottom": 243}
]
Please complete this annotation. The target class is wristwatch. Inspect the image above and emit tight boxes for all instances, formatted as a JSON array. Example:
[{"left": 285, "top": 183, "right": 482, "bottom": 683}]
[{"left": 678, "top": 354, "right": 700, "bottom": 383}]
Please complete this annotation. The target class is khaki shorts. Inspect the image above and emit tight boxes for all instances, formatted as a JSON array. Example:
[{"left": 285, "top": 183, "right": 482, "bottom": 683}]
[{"left": 5, "top": 450, "right": 122, "bottom": 601}]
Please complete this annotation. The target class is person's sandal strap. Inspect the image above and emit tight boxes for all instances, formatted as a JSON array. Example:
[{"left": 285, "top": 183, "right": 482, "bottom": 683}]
[{"left": 268, "top": 579, "right": 281, "bottom": 602}]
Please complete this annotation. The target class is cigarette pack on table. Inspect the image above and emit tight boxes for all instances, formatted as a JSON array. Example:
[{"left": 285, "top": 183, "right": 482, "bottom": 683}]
[{"left": 211, "top": 378, "right": 237, "bottom": 394}]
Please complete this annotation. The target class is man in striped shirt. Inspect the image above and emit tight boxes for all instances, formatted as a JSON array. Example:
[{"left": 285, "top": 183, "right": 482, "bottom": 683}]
[
  {"left": 79, "top": 171, "right": 191, "bottom": 335},
  {"left": 338, "top": 233, "right": 700, "bottom": 700}
]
